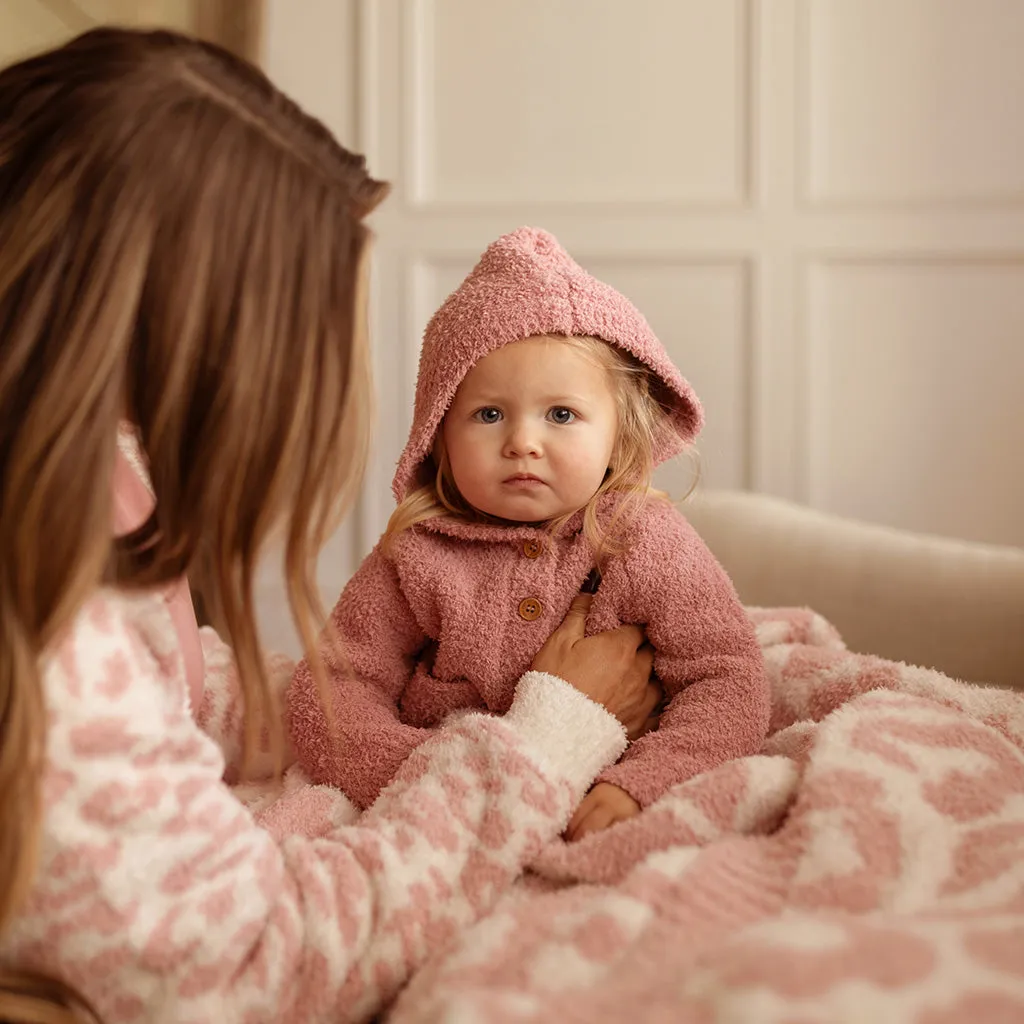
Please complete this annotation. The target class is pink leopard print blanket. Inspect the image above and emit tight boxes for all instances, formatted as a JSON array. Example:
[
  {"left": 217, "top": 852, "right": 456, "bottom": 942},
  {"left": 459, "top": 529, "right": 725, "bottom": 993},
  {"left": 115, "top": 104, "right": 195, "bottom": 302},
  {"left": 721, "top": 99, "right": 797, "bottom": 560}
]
[{"left": 383, "top": 607, "right": 1024, "bottom": 1022}]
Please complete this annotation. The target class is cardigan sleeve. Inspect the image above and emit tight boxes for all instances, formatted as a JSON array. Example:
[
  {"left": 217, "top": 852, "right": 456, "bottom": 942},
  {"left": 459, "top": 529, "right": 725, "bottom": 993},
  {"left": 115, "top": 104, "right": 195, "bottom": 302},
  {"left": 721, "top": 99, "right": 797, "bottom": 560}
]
[
  {"left": 286, "top": 545, "right": 448, "bottom": 809},
  {"left": 8, "top": 589, "right": 626, "bottom": 1023},
  {"left": 597, "top": 505, "right": 771, "bottom": 807}
]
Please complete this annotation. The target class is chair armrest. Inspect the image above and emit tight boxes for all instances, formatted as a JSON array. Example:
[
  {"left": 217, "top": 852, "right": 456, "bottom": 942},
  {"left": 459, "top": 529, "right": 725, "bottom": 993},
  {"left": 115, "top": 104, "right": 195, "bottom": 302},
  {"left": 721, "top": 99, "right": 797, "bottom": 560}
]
[{"left": 685, "top": 490, "right": 1024, "bottom": 690}]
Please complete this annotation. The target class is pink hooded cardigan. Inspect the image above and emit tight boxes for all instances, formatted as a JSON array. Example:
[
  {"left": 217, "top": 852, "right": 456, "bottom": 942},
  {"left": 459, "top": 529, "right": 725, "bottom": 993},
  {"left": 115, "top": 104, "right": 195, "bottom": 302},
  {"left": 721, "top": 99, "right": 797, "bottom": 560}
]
[{"left": 289, "top": 228, "right": 770, "bottom": 810}]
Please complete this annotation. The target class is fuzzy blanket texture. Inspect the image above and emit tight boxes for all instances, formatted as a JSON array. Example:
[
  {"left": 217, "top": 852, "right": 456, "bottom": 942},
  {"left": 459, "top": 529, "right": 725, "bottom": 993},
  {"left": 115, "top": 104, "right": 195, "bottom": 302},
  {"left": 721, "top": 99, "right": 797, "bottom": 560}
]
[{"left": 256, "top": 606, "right": 1024, "bottom": 1022}]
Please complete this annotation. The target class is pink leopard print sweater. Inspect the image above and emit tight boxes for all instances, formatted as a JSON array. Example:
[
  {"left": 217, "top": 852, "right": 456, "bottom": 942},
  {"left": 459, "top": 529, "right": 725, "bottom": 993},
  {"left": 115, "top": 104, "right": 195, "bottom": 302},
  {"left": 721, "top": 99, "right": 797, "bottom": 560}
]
[{"left": 0, "top": 588, "right": 626, "bottom": 1022}]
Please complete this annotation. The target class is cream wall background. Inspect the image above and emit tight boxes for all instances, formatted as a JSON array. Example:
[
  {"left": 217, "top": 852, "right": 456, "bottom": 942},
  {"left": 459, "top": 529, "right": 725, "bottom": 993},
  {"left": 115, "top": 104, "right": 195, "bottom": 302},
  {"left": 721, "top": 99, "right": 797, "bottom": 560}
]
[
  {"left": 0, "top": 0, "right": 193, "bottom": 64},
  {"left": 3, "top": 2, "right": 1022, "bottom": 652},
  {"left": 260, "top": 0, "right": 1024, "bottom": 651}
]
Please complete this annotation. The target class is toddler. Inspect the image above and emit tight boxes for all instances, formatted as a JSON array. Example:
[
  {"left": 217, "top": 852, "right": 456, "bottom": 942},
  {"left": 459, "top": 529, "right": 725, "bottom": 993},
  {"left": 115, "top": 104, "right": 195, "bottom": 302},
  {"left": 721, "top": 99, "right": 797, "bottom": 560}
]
[{"left": 289, "top": 227, "right": 769, "bottom": 838}]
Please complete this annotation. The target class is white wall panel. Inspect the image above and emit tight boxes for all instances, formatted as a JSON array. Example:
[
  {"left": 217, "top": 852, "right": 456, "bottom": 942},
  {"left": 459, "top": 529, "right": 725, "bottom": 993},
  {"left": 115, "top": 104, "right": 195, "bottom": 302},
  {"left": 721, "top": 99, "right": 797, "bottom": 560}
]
[
  {"left": 258, "top": 0, "right": 1024, "bottom": 648},
  {"left": 803, "top": 0, "right": 1024, "bottom": 205},
  {"left": 404, "top": 0, "right": 751, "bottom": 207},
  {"left": 805, "top": 258, "right": 1024, "bottom": 546}
]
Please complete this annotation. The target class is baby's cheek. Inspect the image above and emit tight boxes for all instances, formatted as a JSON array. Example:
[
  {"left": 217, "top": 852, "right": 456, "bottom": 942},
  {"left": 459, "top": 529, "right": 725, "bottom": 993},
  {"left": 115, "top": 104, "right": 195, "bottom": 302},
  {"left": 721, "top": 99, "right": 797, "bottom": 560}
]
[{"left": 563, "top": 459, "right": 607, "bottom": 503}]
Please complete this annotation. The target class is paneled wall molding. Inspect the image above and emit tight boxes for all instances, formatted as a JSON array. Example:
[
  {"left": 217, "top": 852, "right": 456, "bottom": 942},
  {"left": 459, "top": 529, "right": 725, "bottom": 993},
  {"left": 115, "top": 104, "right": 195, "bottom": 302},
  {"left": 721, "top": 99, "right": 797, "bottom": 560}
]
[
  {"left": 799, "top": 253, "right": 1024, "bottom": 545},
  {"left": 797, "top": 0, "right": 1024, "bottom": 209},
  {"left": 259, "top": 0, "right": 1024, "bottom": 647},
  {"left": 396, "top": 0, "right": 755, "bottom": 211}
]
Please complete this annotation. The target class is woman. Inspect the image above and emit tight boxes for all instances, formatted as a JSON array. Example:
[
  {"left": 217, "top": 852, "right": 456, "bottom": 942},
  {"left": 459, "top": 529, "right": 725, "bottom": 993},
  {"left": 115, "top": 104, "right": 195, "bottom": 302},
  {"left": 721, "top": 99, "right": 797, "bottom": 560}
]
[{"left": 0, "top": 28, "right": 658, "bottom": 1024}]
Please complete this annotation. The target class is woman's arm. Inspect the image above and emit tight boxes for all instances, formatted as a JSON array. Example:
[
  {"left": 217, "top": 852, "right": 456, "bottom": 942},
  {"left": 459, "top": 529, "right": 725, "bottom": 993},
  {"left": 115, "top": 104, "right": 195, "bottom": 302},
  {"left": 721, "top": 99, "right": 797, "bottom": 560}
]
[
  {"left": 196, "top": 625, "right": 297, "bottom": 781},
  {"left": 15, "top": 588, "right": 626, "bottom": 1023}
]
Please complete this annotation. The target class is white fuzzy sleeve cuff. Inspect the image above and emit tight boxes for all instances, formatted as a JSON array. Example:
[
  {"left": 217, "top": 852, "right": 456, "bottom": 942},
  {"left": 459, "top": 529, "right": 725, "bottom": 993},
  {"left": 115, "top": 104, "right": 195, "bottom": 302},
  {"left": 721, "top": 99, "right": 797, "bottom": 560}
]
[{"left": 501, "top": 671, "right": 628, "bottom": 799}]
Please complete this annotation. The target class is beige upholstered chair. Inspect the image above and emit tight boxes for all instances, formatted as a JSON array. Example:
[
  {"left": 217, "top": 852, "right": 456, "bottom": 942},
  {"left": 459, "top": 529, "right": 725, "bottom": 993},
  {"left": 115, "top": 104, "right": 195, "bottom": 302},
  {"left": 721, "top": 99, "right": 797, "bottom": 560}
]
[{"left": 685, "top": 491, "right": 1024, "bottom": 692}]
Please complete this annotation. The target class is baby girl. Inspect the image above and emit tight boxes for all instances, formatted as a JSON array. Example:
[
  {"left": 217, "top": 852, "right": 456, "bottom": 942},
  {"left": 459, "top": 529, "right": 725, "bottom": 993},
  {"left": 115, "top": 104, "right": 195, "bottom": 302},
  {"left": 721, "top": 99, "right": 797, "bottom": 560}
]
[{"left": 289, "top": 227, "right": 769, "bottom": 838}]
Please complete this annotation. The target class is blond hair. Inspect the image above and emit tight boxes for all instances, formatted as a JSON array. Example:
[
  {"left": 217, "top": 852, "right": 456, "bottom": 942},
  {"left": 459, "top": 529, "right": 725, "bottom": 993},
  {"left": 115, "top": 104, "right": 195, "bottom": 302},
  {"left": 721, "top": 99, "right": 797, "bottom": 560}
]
[
  {"left": 0, "top": 28, "right": 388, "bottom": 1023},
  {"left": 385, "top": 335, "right": 685, "bottom": 562}
]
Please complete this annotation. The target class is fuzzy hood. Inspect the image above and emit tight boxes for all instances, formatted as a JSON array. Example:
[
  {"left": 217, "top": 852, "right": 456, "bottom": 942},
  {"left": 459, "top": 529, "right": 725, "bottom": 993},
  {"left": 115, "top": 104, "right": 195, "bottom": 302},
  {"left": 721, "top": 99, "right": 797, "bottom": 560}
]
[{"left": 392, "top": 227, "right": 704, "bottom": 502}]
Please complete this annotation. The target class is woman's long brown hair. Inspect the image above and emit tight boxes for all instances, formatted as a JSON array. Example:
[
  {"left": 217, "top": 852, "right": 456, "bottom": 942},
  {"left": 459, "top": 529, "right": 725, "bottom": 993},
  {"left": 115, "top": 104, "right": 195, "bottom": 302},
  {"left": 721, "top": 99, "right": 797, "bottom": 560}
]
[{"left": 0, "top": 28, "right": 387, "bottom": 1022}]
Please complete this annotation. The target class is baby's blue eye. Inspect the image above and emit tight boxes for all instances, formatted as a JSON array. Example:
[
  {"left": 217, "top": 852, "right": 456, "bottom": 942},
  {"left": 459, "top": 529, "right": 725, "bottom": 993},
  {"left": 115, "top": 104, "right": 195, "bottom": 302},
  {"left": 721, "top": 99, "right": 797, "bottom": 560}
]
[
  {"left": 473, "top": 407, "right": 502, "bottom": 424},
  {"left": 548, "top": 407, "right": 576, "bottom": 425}
]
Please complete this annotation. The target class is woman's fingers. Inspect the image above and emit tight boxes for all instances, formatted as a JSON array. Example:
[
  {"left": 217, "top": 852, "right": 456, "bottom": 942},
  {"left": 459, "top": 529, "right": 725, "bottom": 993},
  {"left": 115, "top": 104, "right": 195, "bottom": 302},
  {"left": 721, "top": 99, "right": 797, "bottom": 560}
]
[
  {"left": 557, "top": 592, "right": 593, "bottom": 640},
  {"left": 623, "top": 680, "right": 664, "bottom": 741},
  {"left": 607, "top": 622, "right": 646, "bottom": 652}
]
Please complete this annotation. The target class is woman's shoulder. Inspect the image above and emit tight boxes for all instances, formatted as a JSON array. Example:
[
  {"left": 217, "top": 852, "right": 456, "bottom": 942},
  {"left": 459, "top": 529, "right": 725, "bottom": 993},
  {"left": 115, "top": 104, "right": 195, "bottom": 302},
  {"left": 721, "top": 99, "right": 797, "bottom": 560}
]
[{"left": 43, "top": 587, "right": 190, "bottom": 723}]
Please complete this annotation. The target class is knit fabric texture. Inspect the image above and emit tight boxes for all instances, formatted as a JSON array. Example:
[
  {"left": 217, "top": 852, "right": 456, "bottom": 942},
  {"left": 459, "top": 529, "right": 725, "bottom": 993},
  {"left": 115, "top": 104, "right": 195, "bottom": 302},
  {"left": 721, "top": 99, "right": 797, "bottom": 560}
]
[{"left": 289, "top": 496, "right": 769, "bottom": 811}]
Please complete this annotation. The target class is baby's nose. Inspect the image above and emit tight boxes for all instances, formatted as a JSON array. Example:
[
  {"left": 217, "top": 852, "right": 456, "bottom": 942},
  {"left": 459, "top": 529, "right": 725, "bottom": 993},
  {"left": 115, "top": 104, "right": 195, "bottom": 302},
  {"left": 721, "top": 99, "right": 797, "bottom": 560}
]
[{"left": 503, "top": 423, "right": 541, "bottom": 457}]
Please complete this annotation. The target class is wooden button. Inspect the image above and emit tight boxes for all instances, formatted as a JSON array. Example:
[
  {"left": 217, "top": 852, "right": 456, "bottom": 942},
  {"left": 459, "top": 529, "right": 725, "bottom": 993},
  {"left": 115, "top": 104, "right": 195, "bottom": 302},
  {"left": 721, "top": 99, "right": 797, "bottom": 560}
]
[
  {"left": 522, "top": 539, "right": 543, "bottom": 558},
  {"left": 518, "top": 597, "right": 543, "bottom": 621}
]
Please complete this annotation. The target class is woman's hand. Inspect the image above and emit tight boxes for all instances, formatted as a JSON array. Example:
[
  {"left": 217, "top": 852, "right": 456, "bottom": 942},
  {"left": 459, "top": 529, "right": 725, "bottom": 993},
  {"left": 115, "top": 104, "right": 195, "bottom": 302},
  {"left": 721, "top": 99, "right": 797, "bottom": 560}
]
[
  {"left": 530, "top": 593, "right": 658, "bottom": 732},
  {"left": 620, "top": 683, "right": 663, "bottom": 742}
]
